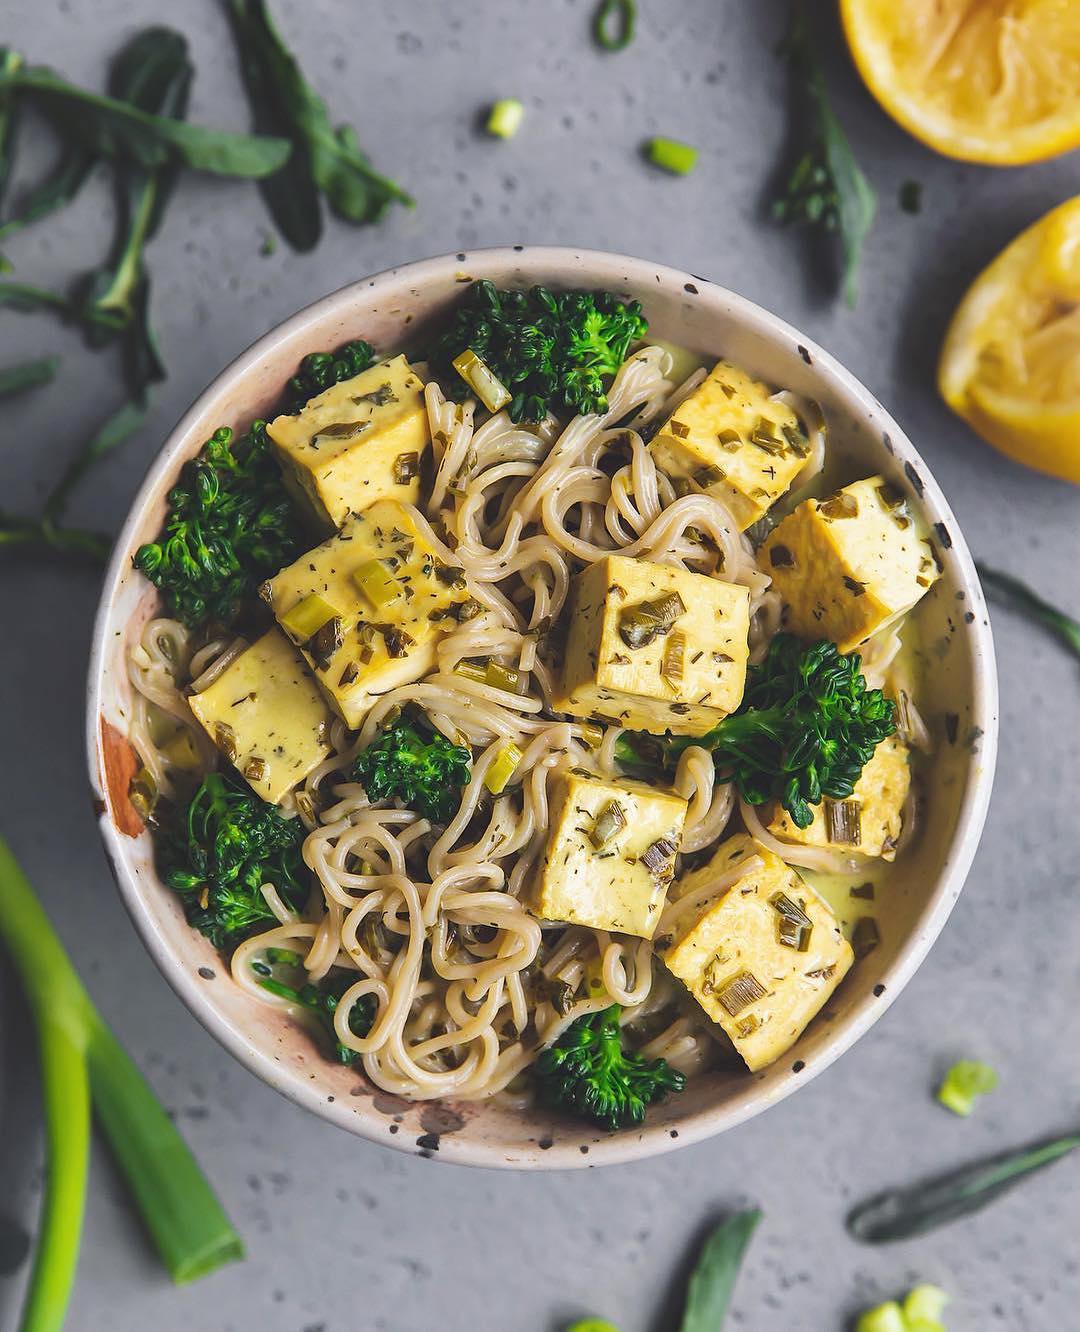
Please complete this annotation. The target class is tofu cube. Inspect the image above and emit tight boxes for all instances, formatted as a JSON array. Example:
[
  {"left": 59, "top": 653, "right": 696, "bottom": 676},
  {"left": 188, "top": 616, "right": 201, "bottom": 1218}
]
[
  {"left": 188, "top": 628, "right": 333, "bottom": 805},
  {"left": 265, "top": 499, "right": 471, "bottom": 728},
  {"left": 532, "top": 771, "right": 688, "bottom": 939},
  {"left": 761, "top": 476, "right": 941, "bottom": 651},
  {"left": 267, "top": 354, "right": 429, "bottom": 529},
  {"left": 769, "top": 735, "right": 910, "bottom": 860},
  {"left": 659, "top": 833, "right": 853, "bottom": 1071},
  {"left": 555, "top": 554, "right": 750, "bottom": 737},
  {"left": 648, "top": 360, "right": 809, "bottom": 530}
]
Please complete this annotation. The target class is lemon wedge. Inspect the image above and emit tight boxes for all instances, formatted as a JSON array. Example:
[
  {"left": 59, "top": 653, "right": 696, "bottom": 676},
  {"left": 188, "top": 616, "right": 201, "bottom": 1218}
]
[
  {"left": 939, "top": 196, "right": 1080, "bottom": 481},
  {"left": 840, "top": 0, "right": 1080, "bottom": 165}
]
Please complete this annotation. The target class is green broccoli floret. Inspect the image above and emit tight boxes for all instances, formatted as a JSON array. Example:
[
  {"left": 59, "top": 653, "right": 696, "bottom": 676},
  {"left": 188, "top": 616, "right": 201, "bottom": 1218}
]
[
  {"left": 282, "top": 337, "right": 376, "bottom": 414},
  {"left": 616, "top": 634, "right": 897, "bottom": 828},
  {"left": 163, "top": 772, "right": 309, "bottom": 949},
  {"left": 535, "top": 1004, "right": 685, "bottom": 1131},
  {"left": 133, "top": 421, "right": 305, "bottom": 629},
  {"left": 353, "top": 716, "right": 472, "bottom": 823},
  {"left": 428, "top": 280, "right": 648, "bottom": 422},
  {"left": 257, "top": 965, "right": 375, "bottom": 1066}
]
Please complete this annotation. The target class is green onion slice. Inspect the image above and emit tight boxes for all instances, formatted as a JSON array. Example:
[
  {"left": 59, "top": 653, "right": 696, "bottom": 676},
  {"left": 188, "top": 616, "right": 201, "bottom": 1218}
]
[
  {"left": 486, "top": 98, "right": 525, "bottom": 139},
  {"left": 937, "top": 1059, "right": 998, "bottom": 1117},
  {"left": 646, "top": 136, "right": 698, "bottom": 176},
  {"left": 451, "top": 349, "right": 512, "bottom": 413}
]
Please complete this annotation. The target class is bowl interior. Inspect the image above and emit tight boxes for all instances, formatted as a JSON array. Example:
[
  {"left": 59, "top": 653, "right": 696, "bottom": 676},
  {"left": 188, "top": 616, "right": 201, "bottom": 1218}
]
[{"left": 89, "top": 247, "right": 997, "bottom": 1168}]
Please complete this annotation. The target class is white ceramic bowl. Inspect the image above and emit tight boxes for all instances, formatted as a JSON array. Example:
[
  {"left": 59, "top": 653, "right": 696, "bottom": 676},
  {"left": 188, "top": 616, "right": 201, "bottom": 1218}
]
[{"left": 88, "top": 247, "right": 998, "bottom": 1169}]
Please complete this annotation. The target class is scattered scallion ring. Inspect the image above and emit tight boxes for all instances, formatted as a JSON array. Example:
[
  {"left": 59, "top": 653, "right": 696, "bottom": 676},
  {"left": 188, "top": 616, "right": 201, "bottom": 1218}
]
[
  {"left": 486, "top": 98, "right": 525, "bottom": 139},
  {"left": 592, "top": 0, "right": 636, "bottom": 52},
  {"left": 645, "top": 136, "right": 699, "bottom": 176}
]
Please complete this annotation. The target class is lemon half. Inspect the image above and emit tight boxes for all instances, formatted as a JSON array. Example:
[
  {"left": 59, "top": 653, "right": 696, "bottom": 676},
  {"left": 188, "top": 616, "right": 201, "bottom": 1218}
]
[
  {"left": 840, "top": 0, "right": 1080, "bottom": 165},
  {"left": 939, "top": 196, "right": 1080, "bottom": 481}
]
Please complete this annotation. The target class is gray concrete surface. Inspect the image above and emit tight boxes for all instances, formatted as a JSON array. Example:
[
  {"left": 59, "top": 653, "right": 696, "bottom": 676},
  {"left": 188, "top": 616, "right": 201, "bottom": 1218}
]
[{"left": 2, "top": 2, "right": 1078, "bottom": 1328}]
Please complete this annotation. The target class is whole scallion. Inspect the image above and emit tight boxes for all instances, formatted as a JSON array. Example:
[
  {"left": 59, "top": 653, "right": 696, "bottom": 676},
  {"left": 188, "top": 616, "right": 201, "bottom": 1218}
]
[{"left": 0, "top": 835, "right": 244, "bottom": 1331}]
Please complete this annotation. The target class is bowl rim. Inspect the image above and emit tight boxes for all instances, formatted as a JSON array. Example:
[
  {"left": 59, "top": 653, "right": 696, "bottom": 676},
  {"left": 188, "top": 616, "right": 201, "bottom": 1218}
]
[{"left": 87, "top": 244, "right": 998, "bottom": 1170}]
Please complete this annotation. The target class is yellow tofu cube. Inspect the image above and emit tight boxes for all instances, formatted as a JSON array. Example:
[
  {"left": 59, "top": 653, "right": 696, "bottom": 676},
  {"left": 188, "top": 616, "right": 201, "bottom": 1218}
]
[
  {"left": 761, "top": 476, "right": 941, "bottom": 652},
  {"left": 648, "top": 360, "right": 809, "bottom": 530},
  {"left": 267, "top": 354, "right": 429, "bottom": 529},
  {"left": 265, "top": 499, "right": 471, "bottom": 728},
  {"left": 188, "top": 628, "right": 333, "bottom": 805},
  {"left": 555, "top": 554, "right": 750, "bottom": 737},
  {"left": 659, "top": 833, "right": 853, "bottom": 1071},
  {"left": 532, "top": 771, "right": 688, "bottom": 939},
  {"left": 768, "top": 735, "right": 910, "bottom": 860}
]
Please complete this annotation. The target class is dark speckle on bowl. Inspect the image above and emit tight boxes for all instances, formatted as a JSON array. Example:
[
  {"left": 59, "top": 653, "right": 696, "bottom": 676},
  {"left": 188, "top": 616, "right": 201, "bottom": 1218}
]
[
  {"left": 416, "top": 1133, "right": 440, "bottom": 1152},
  {"left": 934, "top": 522, "right": 953, "bottom": 550},
  {"left": 873, "top": 983, "right": 886, "bottom": 997},
  {"left": 197, "top": 966, "right": 215, "bottom": 980},
  {"left": 792, "top": 1060, "right": 806, "bottom": 1073},
  {"left": 797, "top": 344, "right": 812, "bottom": 365},
  {"left": 904, "top": 461, "right": 925, "bottom": 496}
]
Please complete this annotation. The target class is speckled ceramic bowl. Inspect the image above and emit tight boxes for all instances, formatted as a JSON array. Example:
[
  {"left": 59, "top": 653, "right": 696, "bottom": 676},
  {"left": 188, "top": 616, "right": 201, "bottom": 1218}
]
[{"left": 88, "top": 247, "right": 997, "bottom": 1168}]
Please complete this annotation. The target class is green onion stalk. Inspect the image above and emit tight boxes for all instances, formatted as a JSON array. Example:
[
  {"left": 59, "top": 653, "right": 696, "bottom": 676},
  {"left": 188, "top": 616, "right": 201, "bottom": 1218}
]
[{"left": 0, "top": 835, "right": 243, "bottom": 1332}]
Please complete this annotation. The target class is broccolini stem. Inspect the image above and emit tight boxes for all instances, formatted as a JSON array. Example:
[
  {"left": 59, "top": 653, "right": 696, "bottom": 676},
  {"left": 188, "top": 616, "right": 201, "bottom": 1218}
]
[{"left": 977, "top": 563, "right": 1080, "bottom": 660}]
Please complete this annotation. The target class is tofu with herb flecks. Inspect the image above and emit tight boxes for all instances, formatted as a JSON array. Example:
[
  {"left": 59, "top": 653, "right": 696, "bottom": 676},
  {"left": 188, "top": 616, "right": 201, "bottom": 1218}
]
[
  {"left": 761, "top": 476, "right": 941, "bottom": 652},
  {"left": 264, "top": 499, "right": 472, "bottom": 728},
  {"left": 769, "top": 735, "right": 910, "bottom": 860},
  {"left": 188, "top": 627, "right": 333, "bottom": 805},
  {"left": 555, "top": 554, "right": 750, "bottom": 737},
  {"left": 267, "top": 354, "right": 429, "bottom": 530},
  {"left": 532, "top": 771, "right": 688, "bottom": 939},
  {"left": 658, "top": 833, "right": 853, "bottom": 1071},
  {"left": 648, "top": 359, "right": 810, "bottom": 530}
]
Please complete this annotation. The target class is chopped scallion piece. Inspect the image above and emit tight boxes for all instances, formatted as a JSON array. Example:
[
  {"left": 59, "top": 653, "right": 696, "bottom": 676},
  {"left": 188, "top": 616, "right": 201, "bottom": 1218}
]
[
  {"left": 486, "top": 98, "right": 525, "bottom": 140},
  {"left": 393, "top": 451, "right": 420, "bottom": 484},
  {"left": 661, "top": 630, "right": 686, "bottom": 689},
  {"left": 852, "top": 915, "right": 880, "bottom": 959},
  {"left": 771, "top": 892, "right": 813, "bottom": 952},
  {"left": 583, "top": 955, "right": 607, "bottom": 999},
  {"left": 579, "top": 720, "right": 604, "bottom": 749},
  {"left": 451, "top": 349, "right": 512, "bottom": 414},
  {"left": 590, "top": 800, "right": 626, "bottom": 850},
  {"left": 129, "top": 767, "right": 158, "bottom": 821},
  {"left": 592, "top": 0, "right": 636, "bottom": 51},
  {"left": 717, "top": 970, "right": 766, "bottom": 1017},
  {"left": 937, "top": 1059, "right": 998, "bottom": 1117},
  {"left": 854, "top": 1302, "right": 906, "bottom": 1332},
  {"left": 903, "top": 1285, "right": 949, "bottom": 1323},
  {"left": 485, "top": 661, "right": 522, "bottom": 693},
  {"left": 453, "top": 659, "right": 489, "bottom": 684},
  {"left": 645, "top": 137, "right": 699, "bottom": 176},
  {"left": 280, "top": 593, "right": 339, "bottom": 644},
  {"left": 826, "top": 797, "right": 862, "bottom": 845},
  {"left": 353, "top": 559, "right": 404, "bottom": 610},
  {"left": 484, "top": 741, "right": 522, "bottom": 794}
]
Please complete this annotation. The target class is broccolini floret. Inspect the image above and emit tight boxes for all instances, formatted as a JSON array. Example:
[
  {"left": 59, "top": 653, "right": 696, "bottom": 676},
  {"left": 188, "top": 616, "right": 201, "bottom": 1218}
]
[
  {"left": 282, "top": 337, "right": 375, "bottom": 414},
  {"left": 428, "top": 280, "right": 648, "bottom": 422},
  {"left": 353, "top": 716, "right": 472, "bottom": 823},
  {"left": 616, "top": 634, "right": 897, "bottom": 828},
  {"left": 133, "top": 421, "right": 304, "bottom": 629},
  {"left": 163, "top": 772, "right": 309, "bottom": 948},
  {"left": 535, "top": 1004, "right": 685, "bottom": 1131},
  {"left": 258, "top": 967, "right": 375, "bottom": 1066}
]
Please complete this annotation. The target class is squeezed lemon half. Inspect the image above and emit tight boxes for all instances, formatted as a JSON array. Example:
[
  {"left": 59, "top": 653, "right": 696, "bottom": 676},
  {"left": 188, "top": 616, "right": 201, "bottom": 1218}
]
[
  {"left": 939, "top": 196, "right": 1080, "bottom": 481},
  {"left": 840, "top": 0, "right": 1080, "bottom": 165}
]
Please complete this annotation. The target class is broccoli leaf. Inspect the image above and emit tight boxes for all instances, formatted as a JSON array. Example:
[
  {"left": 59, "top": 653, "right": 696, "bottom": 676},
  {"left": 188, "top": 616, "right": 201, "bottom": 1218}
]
[
  {"left": 428, "top": 280, "right": 648, "bottom": 422},
  {"left": 0, "top": 354, "right": 59, "bottom": 398},
  {"left": 163, "top": 772, "right": 310, "bottom": 949},
  {"left": 535, "top": 1004, "right": 685, "bottom": 1131},
  {"left": 0, "top": 143, "right": 95, "bottom": 251},
  {"left": 771, "top": 1, "right": 876, "bottom": 307},
  {"left": 224, "top": 0, "right": 412, "bottom": 249},
  {"left": 260, "top": 969, "right": 376, "bottom": 1066},
  {"left": 353, "top": 717, "right": 472, "bottom": 824},
  {"left": 679, "top": 1210, "right": 762, "bottom": 1332},
  {"left": 616, "top": 634, "right": 896, "bottom": 828},
  {"left": 0, "top": 64, "right": 290, "bottom": 178}
]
